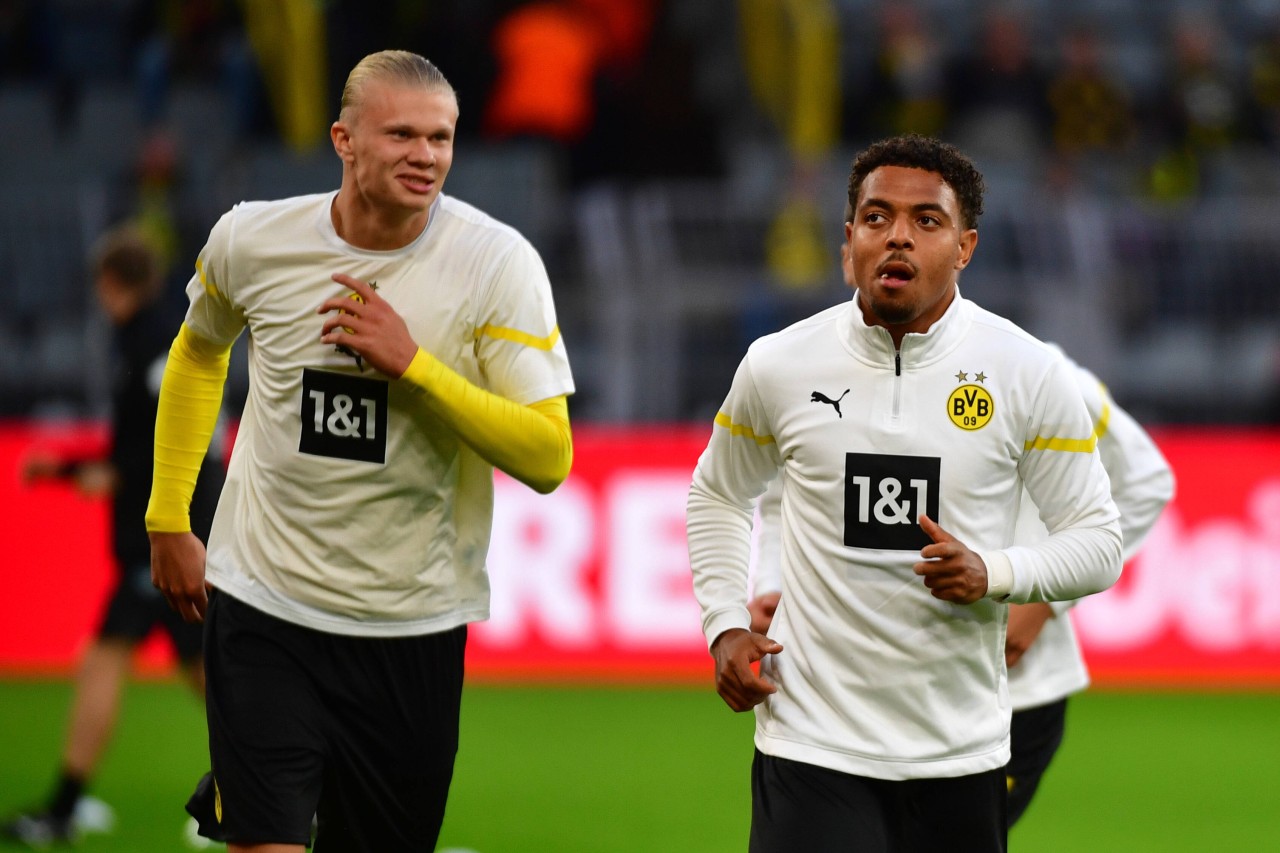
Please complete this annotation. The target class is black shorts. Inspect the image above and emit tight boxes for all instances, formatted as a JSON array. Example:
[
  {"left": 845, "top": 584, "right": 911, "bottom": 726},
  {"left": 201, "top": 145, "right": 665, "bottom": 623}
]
[
  {"left": 98, "top": 561, "right": 203, "bottom": 663},
  {"left": 1006, "top": 698, "right": 1068, "bottom": 826},
  {"left": 192, "top": 590, "right": 466, "bottom": 851},
  {"left": 750, "top": 750, "right": 1007, "bottom": 853}
]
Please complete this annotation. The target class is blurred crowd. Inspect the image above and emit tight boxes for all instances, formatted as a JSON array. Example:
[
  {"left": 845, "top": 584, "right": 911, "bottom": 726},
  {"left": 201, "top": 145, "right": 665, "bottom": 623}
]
[
  {"left": 2, "top": 0, "right": 1279, "bottom": 423},
  {"left": 8, "top": 0, "right": 1280, "bottom": 195}
]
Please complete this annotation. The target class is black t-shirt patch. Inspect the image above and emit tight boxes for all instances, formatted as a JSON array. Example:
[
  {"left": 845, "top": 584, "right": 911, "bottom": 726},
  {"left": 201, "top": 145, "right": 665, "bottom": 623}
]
[
  {"left": 844, "top": 452, "right": 941, "bottom": 550},
  {"left": 299, "top": 368, "right": 388, "bottom": 464}
]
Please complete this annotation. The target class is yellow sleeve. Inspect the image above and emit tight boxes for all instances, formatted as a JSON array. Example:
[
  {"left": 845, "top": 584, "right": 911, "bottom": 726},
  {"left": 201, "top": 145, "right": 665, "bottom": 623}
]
[
  {"left": 400, "top": 348, "right": 573, "bottom": 494},
  {"left": 144, "top": 324, "right": 232, "bottom": 533}
]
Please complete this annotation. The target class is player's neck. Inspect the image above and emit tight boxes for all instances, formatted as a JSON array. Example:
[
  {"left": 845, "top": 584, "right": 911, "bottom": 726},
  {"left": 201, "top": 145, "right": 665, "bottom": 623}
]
[{"left": 330, "top": 191, "right": 430, "bottom": 252}]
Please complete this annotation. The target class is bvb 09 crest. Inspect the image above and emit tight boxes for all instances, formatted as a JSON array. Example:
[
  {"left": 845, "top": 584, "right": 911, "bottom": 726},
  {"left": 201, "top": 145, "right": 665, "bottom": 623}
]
[{"left": 948, "top": 383, "right": 994, "bottom": 430}]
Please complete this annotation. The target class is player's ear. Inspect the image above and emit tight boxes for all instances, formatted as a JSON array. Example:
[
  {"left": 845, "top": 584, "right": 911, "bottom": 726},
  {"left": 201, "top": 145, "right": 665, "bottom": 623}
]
[
  {"left": 331, "top": 121, "right": 354, "bottom": 162},
  {"left": 955, "top": 228, "right": 978, "bottom": 271}
]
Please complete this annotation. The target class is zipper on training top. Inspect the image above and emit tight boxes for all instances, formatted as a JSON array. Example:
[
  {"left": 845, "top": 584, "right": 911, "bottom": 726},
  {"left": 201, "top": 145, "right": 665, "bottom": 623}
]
[{"left": 892, "top": 347, "right": 903, "bottom": 421}]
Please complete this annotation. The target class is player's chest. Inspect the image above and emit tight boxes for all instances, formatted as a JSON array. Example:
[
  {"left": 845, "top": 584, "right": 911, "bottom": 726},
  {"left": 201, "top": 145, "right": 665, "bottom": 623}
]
[
  {"left": 771, "top": 358, "right": 1024, "bottom": 494},
  {"left": 239, "top": 260, "right": 479, "bottom": 370}
]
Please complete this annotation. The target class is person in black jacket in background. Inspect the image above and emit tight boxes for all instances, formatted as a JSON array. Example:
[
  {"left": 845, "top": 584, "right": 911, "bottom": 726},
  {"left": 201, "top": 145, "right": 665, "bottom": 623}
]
[{"left": 2, "top": 226, "right": 224, "bottom": 848}]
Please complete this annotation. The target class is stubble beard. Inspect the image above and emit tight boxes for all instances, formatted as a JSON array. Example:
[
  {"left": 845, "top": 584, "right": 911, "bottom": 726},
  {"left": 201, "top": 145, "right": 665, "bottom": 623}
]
[{"left": 863, "top": 289, "right": 917, "bottom": 327}]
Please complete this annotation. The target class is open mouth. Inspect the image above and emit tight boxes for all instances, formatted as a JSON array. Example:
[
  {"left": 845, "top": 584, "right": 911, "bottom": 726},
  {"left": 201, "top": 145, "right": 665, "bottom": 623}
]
[
  {"left": 399, "top": 174, "right": 434, "bottom": 194},
  {"left": 877, "top": 259, "right": 916, "bottom": 285}
]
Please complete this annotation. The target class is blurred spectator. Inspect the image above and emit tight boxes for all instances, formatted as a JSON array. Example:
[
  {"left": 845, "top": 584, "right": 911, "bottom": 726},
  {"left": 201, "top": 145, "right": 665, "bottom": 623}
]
[
  {"left": 238, "top": 0, "right": 328, "bottom": 150},
  {"left": 574, "top": 0, "right": 723, "bottom": 185},
  {"left": 1245, "top": 17, "right": 1280, "bottom": 147},
  {"left": 483, "top": 2, "right": 607, "bottom": 149},
  {"left": 1044, "top": 24, "right": 1138, "bottom": 188},
  {"left": 577, "top": 0, "right": 655, "bottom": 72},
  {"left": 946, "top": 6, "right": 1052, "bottom": 165},
  {"left": 1147, "top": 11, "right": 1248, "bottom": 201},
  {"left": 845, "top": 0, "right": 947, "bottom": 144},
  {"left": 1047, "top": 26, "right": 1136, "bottom": 154},
  {"left": 737, "top": 0, "right": 841, "bottom": 288},
  {"left": 105, "top": 128, "right": 208, "bottom": 295},
  {"left": 128, "top": 0, "right": 268, "bottom": 140},
  {"left": 0, "top": 227, "right": 223, "bottom": 847}
]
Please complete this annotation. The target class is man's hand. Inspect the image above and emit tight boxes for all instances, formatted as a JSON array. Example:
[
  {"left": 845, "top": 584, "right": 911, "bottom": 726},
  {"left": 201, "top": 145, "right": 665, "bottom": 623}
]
[
  {"left": 710, "top": 628, "right": 783, "bottom": 712},
  {"left": 747, "top": 592, "right": 780, "bottom": 635},
  {"left": 150, "top": 531, "right": 210, "bottom": 623},
  {"left": 20, "top": 453, "right": 62, "bottom": 483},
  {"left": 318, "top": 274, "right": 419, "bottom": 378},
  {"left": 1006, "top": 602, "right": 1055, "bottom": 667},
  {"left": 72, "top": 461, "right": 117, "bottom": 497},
  {"left": 914, "top": 514, "right": 989, "bottom": 604}
]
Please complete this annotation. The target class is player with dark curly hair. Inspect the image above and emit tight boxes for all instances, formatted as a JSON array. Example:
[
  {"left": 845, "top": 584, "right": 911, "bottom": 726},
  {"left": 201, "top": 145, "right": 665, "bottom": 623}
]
[
  {"left": 688, "top": 134, "right": 1121, "bottom": 852},
  {"left": 848, "top": 133, "right": 986, "bottom": 230}
]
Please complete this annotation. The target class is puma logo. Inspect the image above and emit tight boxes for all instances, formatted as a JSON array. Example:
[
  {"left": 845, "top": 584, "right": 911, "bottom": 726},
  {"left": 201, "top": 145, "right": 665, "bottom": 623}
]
[{"left": 811, "top": 389, "right": 850, "bottom": 418}]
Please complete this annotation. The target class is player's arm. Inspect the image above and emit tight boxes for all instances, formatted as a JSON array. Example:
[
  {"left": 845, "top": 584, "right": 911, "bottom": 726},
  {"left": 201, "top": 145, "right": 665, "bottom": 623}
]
[
  {"left": 688, "top": 356, "right": 785, "bottom": 712},
  {"left": 1092, "top": 382, "right": 1175, "bottom": 560},
  {"left": 399, "top": 354, "right": 572, "bottom": 494},
  {"left": 1005, "top": 602, "right": 1055, "bottom": 666},
  {"left": 749, "top": 476, "right": 785, "bottom": 633},
  {"left": 1005, "top": 358, "right": 1123, "bottom": 604},
  {"left": 22, "top": 452, "right": 117, "bottom": 496},
  {"left": 145, "top": 323, "right": 232, "bottom": 622},
  {"left": 692, "top": 473, "right": 784, "bottom": 712},
  {"left": 318, "top": 275, "right": 572, "bottom": 493}
]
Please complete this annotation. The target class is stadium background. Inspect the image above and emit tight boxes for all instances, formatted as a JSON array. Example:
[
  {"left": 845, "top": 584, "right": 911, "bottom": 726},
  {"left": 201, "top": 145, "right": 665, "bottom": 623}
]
[{"left": 2, "top": 0, "right": 1278, "bottom": 850}]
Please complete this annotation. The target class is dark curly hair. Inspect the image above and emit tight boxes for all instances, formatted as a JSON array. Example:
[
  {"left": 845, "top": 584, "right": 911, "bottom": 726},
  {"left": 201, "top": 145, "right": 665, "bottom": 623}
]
[{"left": 846, "top": 135, "right": 985, "bottom": 230}]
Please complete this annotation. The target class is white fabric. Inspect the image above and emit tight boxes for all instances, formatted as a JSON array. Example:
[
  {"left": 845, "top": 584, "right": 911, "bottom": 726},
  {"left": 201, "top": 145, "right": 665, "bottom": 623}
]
[
  {"left": 1006, "top": 352, "right": 1175, "bottom": 710},
  {"left": 688, "top": 290, "right": 1121, "bottom": 780},
  {"left": 185, "top": 191, "right": 574, "bottom": 636}
]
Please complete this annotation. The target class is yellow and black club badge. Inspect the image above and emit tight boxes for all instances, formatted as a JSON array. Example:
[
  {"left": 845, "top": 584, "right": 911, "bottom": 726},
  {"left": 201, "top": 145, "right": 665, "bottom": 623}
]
[
  {"left": 948, "top": 370, "right": 993, "bottom": 430},
  {"left": 335, "top": 281, "right": 377, "bottom": 370}
]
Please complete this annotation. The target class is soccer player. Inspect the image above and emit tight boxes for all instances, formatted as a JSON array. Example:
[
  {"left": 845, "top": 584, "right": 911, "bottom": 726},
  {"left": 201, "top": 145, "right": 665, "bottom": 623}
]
[
  {"left": 145, "top": 51, "right": 574, "bottom": 852},
  {"left": 686, "top": 134, "right": 1122, "bottom": 852},
  {"left": 1001, "top": 351, "right": 1174, "bottom": 825},
  {"left": 2, "top": 227, "right": 224, "bottom": 847},
  {"left": 749, "top": 350, "right": 1177, "bottom": 828}
]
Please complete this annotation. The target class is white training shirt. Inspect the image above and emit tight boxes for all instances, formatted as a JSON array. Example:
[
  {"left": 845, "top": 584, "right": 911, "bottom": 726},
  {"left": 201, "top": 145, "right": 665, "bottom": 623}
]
[
  {"left": 185, "top": 191, "right": 574, "bottom": 636},
  {"left": 1006, "top": 352, "right": 1174, "bottom": 710},
  {"left": 687, "top": 290, "right": 1122, "bottom": 780}
]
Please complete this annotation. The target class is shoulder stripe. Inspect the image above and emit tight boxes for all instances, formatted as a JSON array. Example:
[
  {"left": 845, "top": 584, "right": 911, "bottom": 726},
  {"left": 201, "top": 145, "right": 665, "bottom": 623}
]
[
  {"left": 1024, "top": 433, "right": 1097, "bottom": 454},
  {"left": 714, "top": 412, "right": 776, "bottom": 445},
  {"left": 1093, "top": 381, "right": 1112, "bottom": 440},
  {"left": 195, "top": 259, "right": 220, "bottom": 299},
  {"left": 474, "top": 323, "right": 561, "bottom": 351}
]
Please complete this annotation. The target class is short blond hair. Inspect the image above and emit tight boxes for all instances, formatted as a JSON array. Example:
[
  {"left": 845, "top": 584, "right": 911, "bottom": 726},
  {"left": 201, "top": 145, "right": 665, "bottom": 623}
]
[{"left": 339, "top": 50, "right": 456, "bottom": 122}]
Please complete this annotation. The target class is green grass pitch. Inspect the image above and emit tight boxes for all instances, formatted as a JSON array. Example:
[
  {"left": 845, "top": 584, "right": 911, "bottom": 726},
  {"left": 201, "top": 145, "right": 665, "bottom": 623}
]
[{"left": 1, "top": 679, "right": 1277, "bottom": 851}]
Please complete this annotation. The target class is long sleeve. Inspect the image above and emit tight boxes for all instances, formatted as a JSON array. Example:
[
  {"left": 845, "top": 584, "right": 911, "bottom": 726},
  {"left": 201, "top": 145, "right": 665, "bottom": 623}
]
[
  {"left": 400, "top": 348, "right": 572, "bottom": 494},
  {"left": 1094, "top": 383, "right": 1175, "bottom": 561},
  {"left": 687, "top": 356, "right": 782, "bottom": 648},
  {"left": 145, "top": 324, "right": 231, "bottom": 532},
  {"left": 752, "top": 476, "right": 786, "bottom": 596},
  {"left": 1003, "top": 355, "right": 1124, "bottom": 603}
]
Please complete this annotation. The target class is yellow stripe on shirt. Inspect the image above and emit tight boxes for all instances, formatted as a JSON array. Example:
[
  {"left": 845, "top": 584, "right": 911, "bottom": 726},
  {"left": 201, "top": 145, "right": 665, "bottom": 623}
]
[
  {"left": 1028, "top": 382, "right": 1112, "bottom": 455},
  {"left": 1093, "top": 382, "right": 1113, "bottom": 441},
  {"left": 474, "top": 323, "right": 561, "bottom": 351},
  {"left": 1024, "top": 433, "right": 1097, "bottom": 454},
  {"left": 195, "top": 258, "right": 220, "bottom": 299},
  {"left": 714, "top": 412, "right": 776, "bottom": 445}
]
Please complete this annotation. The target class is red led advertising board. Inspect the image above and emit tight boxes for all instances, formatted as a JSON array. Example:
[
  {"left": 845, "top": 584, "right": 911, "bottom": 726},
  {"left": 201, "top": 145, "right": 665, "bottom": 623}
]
[{"left": 1, "top": 422, "right": 1277, "bottom": 687}]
